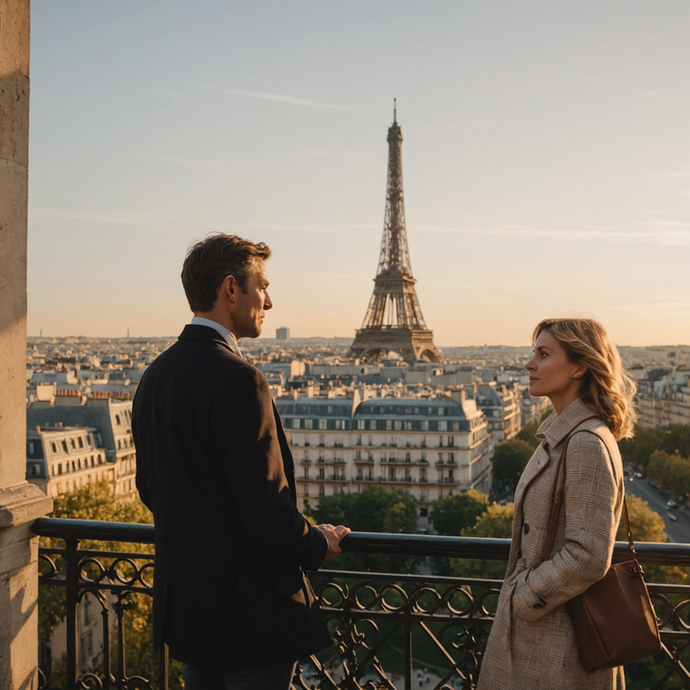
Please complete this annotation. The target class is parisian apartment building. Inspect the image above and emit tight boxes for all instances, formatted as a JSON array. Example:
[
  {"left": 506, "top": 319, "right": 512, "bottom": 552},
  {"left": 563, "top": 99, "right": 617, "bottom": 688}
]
[
  {"left": 26, "top": 396, "right": 137, "bottom": 499},
  {"left": 275, "top": 383, "right": 529, "bottom": 518},
  {"left": 635, "top": 367, "right": 690, "bottom": 428}
]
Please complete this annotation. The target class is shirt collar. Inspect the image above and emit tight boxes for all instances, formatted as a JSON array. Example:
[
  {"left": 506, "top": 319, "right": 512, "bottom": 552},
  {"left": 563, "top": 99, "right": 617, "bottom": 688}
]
[
  {"left": 190, "top": 316, "right": 242, "bottom": 358},
  {"left": 536, "top": 397, "right": 599, "bottom": 447}
]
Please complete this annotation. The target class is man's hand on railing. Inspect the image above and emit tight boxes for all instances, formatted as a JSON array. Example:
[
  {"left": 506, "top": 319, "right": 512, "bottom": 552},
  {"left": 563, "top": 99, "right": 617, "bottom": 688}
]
[{"left": 316, "top": 523, "right": 351, "bottom": 562}]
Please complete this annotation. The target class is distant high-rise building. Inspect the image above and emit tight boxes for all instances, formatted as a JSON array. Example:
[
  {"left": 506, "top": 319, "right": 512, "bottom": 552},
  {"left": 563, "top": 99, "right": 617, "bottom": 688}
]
[
  {"left": 348, "top": 103, "right": 443, "bottom": 364},
  {"left": 276, "top": 327, "right": 290, "bottom": 341}
]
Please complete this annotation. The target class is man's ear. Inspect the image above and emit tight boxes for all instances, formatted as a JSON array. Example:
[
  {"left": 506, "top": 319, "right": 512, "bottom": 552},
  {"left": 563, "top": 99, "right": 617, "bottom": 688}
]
[{"left": 221, "top": 275, "right": 239, "bottom": 303}]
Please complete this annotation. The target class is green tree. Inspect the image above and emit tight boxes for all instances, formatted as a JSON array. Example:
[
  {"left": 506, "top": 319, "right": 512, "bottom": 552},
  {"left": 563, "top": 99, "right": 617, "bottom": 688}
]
[
  {"left": 429, "top": 490, "right": 489, "bottom": 536},
  {"left": 516, "top": 421, "right": 539, "bottom": 449},
  {"left": 490, "top": 440, "right": 535, "bottom": 493},
  {"left": 615, "top": 493, "right": 690, "bottom": 586},
  {"left": 617, "top": 494, "right": 666, "bottom": 544},
  {"left": 309, "top": 486, "right": 419, "bottom": 572},
  {"left": 450, "top": 503, "right": 514, "bottom": 580},
  {"left": 620, "top": 424, "right": 690, "bottom": 500},
  {"left": 383, "top": 501, "right": 416, "bottom": 533},
  {"left": 39, "top": 482, "right": 184, "bottom": 689},
  {"left": 464, "top": 502, "right": 514, "bottom": 539},
  {"left": 619, "top": 426, "right": 670, "bottom": 471},
  {"left": 310, "top": 485, "right": 417, "bottom": 534},
  {"left": 646, "top": 450, "right": 690, "bottom": 499},
  {"left": 427, "top": 490, "right": 490, "bottom": 575}
]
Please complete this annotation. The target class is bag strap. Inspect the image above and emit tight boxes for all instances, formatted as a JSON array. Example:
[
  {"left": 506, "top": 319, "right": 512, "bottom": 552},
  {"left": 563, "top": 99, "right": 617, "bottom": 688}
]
[{"left": 543, "top": 421, "right": 634, "bottom": 561}]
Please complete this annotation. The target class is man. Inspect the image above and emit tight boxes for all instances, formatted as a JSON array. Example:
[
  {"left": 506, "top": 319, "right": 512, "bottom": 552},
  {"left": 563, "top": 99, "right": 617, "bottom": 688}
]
[{"left": 133, "top": 234, "right": 350, "bottom": 690}]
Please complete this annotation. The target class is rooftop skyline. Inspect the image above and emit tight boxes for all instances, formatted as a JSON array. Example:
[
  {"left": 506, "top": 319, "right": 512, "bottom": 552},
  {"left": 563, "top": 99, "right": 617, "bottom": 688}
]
[{"left": 28, "top": 2, "right": 690, "bottom": 346}]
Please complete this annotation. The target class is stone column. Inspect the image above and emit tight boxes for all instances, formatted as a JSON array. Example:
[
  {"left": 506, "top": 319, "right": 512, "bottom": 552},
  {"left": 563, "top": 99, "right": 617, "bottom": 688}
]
[{"left": 0, "top": 1, "right": 54, "bottom": 688}]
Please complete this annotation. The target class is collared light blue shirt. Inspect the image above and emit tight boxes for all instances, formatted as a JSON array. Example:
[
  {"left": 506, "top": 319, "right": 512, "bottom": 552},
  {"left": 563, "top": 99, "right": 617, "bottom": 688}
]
[{"left": 190, "top": 316, "right": 242, "bottom": 358}]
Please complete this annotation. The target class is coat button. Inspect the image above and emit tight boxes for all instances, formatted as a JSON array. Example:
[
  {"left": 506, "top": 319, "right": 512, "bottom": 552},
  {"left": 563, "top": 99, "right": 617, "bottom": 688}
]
[
  {"left": 517, "top": 548, "right": 523, "bottom": 559},
  {"left": 523, "top": 523, "right": 530, "bottom": 535}
]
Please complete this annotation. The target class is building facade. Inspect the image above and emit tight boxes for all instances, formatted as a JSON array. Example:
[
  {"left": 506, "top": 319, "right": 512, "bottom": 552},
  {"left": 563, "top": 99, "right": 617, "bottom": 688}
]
[
  {"left": 637, "top": 374, "right": 690, "bottom": 428},
  {"left": 27, "top": 397, "right": 137, "bottom": 498},
  {"left": 26, "top": 425, "right": 110, "bottom": 497},
  {"left": 476, "top": 382, "right": 522, "bottom": 449},
  {"left": 276, "top": 387, "right": 491, "bottom": 519}
]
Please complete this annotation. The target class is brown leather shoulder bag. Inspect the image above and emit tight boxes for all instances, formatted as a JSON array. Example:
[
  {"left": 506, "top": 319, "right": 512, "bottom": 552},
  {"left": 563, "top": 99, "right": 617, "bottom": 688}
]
[{"left": 544, "top": 429, "right": 661, "bottom": 672}]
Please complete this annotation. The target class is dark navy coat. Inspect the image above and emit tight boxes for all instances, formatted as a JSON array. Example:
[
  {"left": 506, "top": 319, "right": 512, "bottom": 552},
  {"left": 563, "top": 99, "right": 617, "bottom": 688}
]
[{"left": 133, "top": 325, "right": 330, "bottom": 667}]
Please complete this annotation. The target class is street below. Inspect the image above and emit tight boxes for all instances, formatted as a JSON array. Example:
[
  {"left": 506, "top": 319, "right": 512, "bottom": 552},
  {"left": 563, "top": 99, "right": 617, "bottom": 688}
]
[{"left": 624, "top": 468, "right": 690, "bottom": 544}]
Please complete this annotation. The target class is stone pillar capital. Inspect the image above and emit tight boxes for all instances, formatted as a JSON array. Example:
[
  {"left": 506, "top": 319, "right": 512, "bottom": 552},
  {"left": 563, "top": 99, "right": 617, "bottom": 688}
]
[{"left": 0, "top": 483, "right": 53, "bottom": 530}]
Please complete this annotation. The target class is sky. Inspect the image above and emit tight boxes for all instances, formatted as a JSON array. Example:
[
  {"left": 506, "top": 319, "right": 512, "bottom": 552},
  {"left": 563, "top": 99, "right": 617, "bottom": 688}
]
[{"left": 27, "top": 1, "right": 690, "bottom": 347}]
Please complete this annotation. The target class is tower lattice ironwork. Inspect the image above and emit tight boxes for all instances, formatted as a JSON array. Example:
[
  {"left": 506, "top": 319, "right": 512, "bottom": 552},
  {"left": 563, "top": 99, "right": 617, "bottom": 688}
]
[{"left": 348, "top": 104, "right": 443, "bottom": 363}]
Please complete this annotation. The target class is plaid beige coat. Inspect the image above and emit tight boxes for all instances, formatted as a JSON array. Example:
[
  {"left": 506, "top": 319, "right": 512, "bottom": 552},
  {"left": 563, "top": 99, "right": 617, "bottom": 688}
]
[{"left": 476, "top": 398, "right": 625, "bottom": 690}]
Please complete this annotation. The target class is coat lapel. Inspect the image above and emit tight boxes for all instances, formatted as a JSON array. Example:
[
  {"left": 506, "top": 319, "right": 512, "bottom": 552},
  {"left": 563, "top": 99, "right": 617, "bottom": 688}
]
[
  {"left": 541, "top": 397, "right": 600, "bottom": 450},
  {"left": 509, "top": 398, "right": 600, "bottom": 574},
  {"left": 513, "top": 442, "right": 551, "bottom": 514},
  {"left": 514, "top": 397, "right": 601, "bottom": 511},
  {"left": 509, "top": 441, "right": 552, "bottom": 574}
]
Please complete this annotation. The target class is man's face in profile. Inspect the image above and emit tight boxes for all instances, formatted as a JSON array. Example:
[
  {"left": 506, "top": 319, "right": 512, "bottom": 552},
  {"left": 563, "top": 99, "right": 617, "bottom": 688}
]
[{"left": 232, "top": 260, "right": 272, "bottom": 340}]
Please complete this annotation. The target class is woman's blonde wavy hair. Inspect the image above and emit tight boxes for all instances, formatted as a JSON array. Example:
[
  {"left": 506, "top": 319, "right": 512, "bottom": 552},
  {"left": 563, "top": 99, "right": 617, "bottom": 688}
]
[{"left": 532, "top": 318, "right": 637, "bottom": 440}]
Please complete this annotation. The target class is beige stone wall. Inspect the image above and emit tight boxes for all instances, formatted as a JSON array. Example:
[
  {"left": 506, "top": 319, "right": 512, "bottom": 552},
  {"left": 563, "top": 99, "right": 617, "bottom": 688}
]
[
  {"left": 0, "top": 1, "right": 54, "bottom": 688},
  {"left": 0, "top": 0, "right": 30, "bottom": 489}
]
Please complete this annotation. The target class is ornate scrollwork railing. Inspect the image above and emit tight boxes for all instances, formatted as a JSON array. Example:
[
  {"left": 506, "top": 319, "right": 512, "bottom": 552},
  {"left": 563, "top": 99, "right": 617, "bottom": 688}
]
[{"left": 33, "top": 519, "right": 690, "bottom": 690}]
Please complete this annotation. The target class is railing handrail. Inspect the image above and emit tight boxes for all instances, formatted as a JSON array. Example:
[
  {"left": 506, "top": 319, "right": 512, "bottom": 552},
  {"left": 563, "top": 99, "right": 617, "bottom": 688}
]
[
  {"left": 32, "top": 516, "right": 690, "bottom": 565},
  {"left": 33, "top": 516, "right": 155, "bottom": 543}
]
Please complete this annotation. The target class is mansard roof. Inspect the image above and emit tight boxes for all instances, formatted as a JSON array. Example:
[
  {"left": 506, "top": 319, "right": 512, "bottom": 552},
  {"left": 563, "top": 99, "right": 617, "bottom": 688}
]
[{"left": 353, "top": 398, "right": 467, "bottom": 420}]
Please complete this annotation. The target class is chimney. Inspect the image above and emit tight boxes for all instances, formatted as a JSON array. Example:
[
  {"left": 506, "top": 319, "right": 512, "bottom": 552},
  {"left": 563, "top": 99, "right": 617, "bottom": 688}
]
[{"left": 449, "top": 386, "right": 466, "bottom": 407}]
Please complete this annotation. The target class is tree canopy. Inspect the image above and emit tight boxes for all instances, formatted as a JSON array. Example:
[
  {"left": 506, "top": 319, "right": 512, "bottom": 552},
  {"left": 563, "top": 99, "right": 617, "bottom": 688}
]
[
  {"left": 309, "top": 485, "right": 417, "bottom": 534},
  {"left": 516, "top": 421, "right": 540, "bottom": 449},
  {"left": 620, "top": 424, "right": 690, "bottom": 472},
  {"left": 490, "top": 440, "right": 535, "bottom": 493},
  {"left": 647, "top": 450, "right": 690, "bottom": 499},
  {"left": 463, "top": 502, "right": 514, "bottom": 539},
  {"left": 429, "top": 490, "right": 489, "bottom": 536},
  {"left": 617, "top": 493, "right": 666, "bottom": 544},
  {"left": 619, "top": 425, "right": 690, "bottom": 499},
  {"left": 50, "top": 480, "right": 153, "bottom": 531},
  {"left": 308, "top": 486, "right": 419, "bottom": 572},
  {"left": 449, "top": 503, "right": 514, "bottom": 580}
]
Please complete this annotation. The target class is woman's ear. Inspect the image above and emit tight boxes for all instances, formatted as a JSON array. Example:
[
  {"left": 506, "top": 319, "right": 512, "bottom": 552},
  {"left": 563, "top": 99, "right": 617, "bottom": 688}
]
[{"left": 573, "top": 364, "right": 588, "bottom": 380}]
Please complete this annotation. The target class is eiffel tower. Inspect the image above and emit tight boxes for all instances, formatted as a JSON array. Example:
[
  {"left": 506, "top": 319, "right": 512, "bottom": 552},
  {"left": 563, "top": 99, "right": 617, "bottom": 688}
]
[{"left": 348, "top": 104, "right": 443, "bottom": 364}]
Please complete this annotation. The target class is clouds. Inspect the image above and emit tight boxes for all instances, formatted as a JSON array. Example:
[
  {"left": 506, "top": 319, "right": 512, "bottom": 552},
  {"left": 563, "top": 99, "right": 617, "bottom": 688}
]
[
  {"left": 415, "top": 223, "right": 690, "bottom": 246},
  {"left": 141, "top": 155, "right": 225, "bottom": 166},
  {"left": 647, "top": 172, "right": 690, "bottom": 178},
  {"left": 30, "top": 207, "right": 201, "bottom": 226},
  {"left": 202, "top": 86, "right": 349, "bottom": 110},
  {"left": 247, "top": 221, "right": 377, "bottom": 234},
  {"left": 282, "top": 150, "right": 370, "bottom": 160}
]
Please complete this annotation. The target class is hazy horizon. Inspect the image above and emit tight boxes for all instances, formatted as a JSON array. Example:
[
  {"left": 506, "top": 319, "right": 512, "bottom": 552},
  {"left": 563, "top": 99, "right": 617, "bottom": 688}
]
[{"left": 25, "top": 333, "right": 690, "bottom": 350}]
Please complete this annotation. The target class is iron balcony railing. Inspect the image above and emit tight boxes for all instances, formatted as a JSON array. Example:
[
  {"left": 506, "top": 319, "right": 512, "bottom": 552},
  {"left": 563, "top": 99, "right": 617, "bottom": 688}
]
[{"left": 33, "top": 517, "right": 690, "bottom": 690}]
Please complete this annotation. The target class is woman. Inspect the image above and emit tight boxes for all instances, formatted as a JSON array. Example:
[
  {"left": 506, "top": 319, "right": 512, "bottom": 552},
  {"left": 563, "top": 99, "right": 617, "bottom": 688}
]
[{"left": 476, "top": 318, "right": 637, "bottom": 690}]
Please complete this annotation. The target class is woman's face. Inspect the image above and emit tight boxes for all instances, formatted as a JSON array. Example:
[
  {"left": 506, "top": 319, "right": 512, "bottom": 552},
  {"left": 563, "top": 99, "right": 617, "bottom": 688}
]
[{"left": 525, "top": 329, "right": 585, "bottom": 412}]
